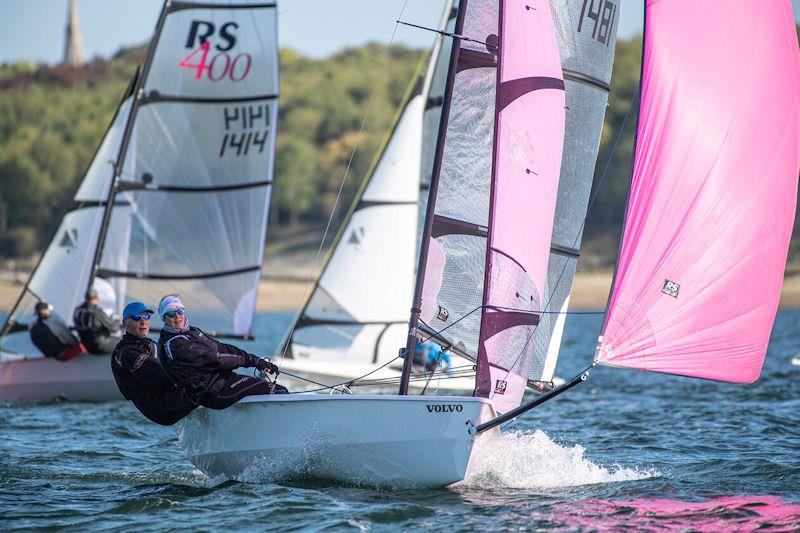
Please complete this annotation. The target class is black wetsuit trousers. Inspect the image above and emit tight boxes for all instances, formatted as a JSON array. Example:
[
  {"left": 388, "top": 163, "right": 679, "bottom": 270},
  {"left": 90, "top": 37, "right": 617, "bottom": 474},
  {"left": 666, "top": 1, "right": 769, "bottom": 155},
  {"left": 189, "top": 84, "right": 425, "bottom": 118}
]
[{"left": 198, "top": 373, "right": 288, "bottom": 410}]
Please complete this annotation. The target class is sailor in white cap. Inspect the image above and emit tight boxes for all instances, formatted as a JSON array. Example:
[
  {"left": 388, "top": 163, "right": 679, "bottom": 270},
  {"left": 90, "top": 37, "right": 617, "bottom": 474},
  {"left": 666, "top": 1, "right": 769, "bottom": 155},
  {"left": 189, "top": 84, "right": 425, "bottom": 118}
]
[
  {"left": 110, "top": 301, "right": 196, "bottom": 425},
  {"left": 156, "top": 294, "right": 287, "bottom": 409}
]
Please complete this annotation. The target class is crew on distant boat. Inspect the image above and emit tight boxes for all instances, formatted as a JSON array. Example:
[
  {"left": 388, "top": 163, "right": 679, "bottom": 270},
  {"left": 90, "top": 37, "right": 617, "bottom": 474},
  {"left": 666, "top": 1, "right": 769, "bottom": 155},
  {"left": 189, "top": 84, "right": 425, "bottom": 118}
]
[
  {"left": 157, "top": 294, "right": 288, "bottom": 409},
  {"left": 73, "top": 287, "right": 122, "bottom": 354},
  {"left": 400, "top": 335, "right": 452, "bottom": 372},
  {"left": 28, "top": 301, "right": 84, "bottom": 360},
  {"left": 111, "top": 301, "right": 196, "bottom": 425}
]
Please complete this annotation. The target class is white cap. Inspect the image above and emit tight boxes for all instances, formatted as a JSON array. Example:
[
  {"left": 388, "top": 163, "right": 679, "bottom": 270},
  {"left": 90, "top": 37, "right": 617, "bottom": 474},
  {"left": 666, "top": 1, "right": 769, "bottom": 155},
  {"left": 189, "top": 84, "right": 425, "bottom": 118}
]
[{"left": 158, "top": 294, "right": 185, "bottom": 318}]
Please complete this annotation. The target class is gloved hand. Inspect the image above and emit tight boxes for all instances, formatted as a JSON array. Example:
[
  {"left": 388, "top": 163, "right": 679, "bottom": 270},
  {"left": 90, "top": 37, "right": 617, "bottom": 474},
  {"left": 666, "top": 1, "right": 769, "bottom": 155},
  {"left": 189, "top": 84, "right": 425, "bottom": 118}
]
[{"left": 256, "top": 357, "right": 279, "bottom": 375}]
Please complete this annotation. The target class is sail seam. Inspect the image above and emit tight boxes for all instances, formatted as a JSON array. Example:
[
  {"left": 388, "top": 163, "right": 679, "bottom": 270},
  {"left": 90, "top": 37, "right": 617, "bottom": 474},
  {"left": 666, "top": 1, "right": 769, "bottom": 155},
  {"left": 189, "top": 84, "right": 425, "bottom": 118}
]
[
  {"left": 140, "top": 93, "right": 278, "bottom": 105},
  {"left": 562, "top": 69, "right": 611, "bottom": 92},
  {"left": 431, "top": 214, "right": 488, "bottom": 238},
  {"left": 97, "top": 265, "right": 260, "bottom": 280},
  {"left": 117, "top": 180, "right": 271, "bottom": 193},
  {"left": 355, "top": 200, "right": 416, "bottom": 211},
  {"left": 550, "top": 243, "right": 580, "bottom": 258},
  {"left": 169, "top": 2, "right": 276, "bottom": 12}
]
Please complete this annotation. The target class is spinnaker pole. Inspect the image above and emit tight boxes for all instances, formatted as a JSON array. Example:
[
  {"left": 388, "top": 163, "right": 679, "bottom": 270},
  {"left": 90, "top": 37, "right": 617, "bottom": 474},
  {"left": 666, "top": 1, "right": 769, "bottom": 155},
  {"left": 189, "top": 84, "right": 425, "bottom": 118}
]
[{"left": 475, "top": 366, "right": 590, "bottom": 433}]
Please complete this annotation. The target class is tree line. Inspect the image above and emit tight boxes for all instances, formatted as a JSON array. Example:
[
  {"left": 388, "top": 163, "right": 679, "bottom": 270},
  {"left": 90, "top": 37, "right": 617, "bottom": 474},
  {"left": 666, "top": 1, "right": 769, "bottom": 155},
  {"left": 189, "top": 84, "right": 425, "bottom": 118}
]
[{"left": 0, "top": 30, "right": 797, "bottom": 267}]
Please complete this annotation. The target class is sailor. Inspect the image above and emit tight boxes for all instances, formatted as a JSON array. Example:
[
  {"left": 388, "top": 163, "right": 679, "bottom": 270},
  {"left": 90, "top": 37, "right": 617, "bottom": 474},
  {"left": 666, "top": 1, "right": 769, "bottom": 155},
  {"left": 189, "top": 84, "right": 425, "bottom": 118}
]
[
  {"left": 110, "top": 301, "right": 196, "bottom": 425},
  {"left": 28, "top": 301, "right": 84, "bottom": 360},
  {"left": 422, "top": 341, "right": 451, "bottom": 372},
  {"left": 73, "top": 288, "right": 122, "bottom": 354},
  {"left": 157, "top": 294, "right": 288, "bottom": 410}
]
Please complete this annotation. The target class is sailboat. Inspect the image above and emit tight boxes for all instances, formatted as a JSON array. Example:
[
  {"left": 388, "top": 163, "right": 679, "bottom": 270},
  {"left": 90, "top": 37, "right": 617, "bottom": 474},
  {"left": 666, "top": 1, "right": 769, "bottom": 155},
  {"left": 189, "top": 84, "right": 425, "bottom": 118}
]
[
  {"left": 0, "top": 0, "right": 279, "bottom": 402},
  {"left": 178, "top": 0, "right": 799, "bottom": 487},
  {"left": 180, "top": 0, "right": 566, "bottom": 485},
  {"left": 278, "top": 0, "right": 618, "bottom": 394}
]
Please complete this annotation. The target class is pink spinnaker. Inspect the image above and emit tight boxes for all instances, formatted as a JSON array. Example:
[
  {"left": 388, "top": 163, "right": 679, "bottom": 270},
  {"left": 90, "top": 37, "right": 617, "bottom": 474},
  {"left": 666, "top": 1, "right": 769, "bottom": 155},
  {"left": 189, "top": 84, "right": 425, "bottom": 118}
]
[
  {"left": 598, "top": 0, "right": 800, "bottom": 382},
  {"left": 476, "top": 0, "right": 565, "bottom": 413}
]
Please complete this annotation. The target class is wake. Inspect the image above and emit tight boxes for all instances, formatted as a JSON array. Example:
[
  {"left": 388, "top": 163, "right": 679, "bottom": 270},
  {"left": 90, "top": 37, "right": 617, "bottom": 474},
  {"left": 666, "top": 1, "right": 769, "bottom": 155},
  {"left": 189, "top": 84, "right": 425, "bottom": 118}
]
[{"left": 459, "top": 429, "right": 658, "bottom": 490}]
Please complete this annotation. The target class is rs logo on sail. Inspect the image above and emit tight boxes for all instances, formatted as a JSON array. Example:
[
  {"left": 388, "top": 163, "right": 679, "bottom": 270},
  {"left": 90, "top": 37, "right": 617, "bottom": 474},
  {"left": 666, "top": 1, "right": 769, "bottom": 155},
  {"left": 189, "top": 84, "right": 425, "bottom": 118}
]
[
  {"left": 179, "top": 19, "right": 253, "bottom": 83},
  {"left": 426, "top": 404, "right": 463, "bottom": 413}
]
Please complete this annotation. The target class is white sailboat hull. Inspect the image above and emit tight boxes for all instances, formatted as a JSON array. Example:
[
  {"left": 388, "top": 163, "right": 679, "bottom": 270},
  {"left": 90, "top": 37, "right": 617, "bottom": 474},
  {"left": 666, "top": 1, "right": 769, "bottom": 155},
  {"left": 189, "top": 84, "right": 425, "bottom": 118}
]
[
  {"left": 0, "top": 352, "right": 121, "bottom": 402},
  {"left": 792, "top": 356, "right": 800, "bottom": 367},
  {"left": 177, "top": 394, "right": 497, "bottom": 487}
]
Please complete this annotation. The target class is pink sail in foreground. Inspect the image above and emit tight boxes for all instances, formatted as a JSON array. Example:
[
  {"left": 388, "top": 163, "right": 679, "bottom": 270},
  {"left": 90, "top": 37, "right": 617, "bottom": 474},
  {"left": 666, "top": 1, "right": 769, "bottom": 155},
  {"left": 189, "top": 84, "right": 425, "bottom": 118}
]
[
  {"left": 476, "top": 0, "right": 566, "bottom": 413},
  {"left": 597, "top": 0, "right": 800, "bottom": 382}
]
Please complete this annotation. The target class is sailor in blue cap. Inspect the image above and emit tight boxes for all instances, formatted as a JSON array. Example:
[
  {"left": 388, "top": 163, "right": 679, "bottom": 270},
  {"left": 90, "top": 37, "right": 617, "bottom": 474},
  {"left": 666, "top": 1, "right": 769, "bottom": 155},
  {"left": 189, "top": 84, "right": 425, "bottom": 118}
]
[{"left": 110, "top": 301, "right": 196, "bottom": 425}]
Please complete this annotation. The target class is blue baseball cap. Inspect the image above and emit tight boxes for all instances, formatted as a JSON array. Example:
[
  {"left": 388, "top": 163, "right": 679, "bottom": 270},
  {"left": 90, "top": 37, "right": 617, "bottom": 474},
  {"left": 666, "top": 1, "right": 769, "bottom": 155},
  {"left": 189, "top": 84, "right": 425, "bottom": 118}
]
[{"left": 122, "top": 301, "right": 154, "bottom": 320}]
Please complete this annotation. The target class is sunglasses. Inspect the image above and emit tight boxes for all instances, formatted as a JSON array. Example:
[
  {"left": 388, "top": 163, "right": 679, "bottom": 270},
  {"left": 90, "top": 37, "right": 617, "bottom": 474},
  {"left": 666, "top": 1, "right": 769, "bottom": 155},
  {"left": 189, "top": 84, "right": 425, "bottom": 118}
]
[
  {"left": 130, "top": 313, "right": 152, "bottom": 322},
  {"left": 164, "top": 308, "right": 186, "bottom": 319}
]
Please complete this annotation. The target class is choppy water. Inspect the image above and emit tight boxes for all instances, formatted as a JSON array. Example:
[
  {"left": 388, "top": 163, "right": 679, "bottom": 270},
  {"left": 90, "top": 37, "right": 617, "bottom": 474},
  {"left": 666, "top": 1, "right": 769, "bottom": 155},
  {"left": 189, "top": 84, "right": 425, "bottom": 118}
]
[{"left": 2, "top": 311, "right": 799, "bottom": 530}]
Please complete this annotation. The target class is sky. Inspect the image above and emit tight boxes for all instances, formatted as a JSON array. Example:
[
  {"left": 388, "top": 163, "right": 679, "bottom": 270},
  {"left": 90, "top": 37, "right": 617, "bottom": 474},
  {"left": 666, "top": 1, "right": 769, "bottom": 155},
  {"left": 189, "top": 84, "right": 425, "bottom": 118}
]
[
  {"left": 1, "top": 1, "right": 799, "bottom": 64},
  {"left": 7, "top": 0, "right": 798, "bottom": 65}
]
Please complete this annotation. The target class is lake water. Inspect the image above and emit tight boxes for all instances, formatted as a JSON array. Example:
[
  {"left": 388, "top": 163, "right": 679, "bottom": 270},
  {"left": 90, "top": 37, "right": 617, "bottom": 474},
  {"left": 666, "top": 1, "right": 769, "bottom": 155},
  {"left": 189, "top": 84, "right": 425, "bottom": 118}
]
[{"left": 2, "top": 310, "right": 799, "bottom": 530}]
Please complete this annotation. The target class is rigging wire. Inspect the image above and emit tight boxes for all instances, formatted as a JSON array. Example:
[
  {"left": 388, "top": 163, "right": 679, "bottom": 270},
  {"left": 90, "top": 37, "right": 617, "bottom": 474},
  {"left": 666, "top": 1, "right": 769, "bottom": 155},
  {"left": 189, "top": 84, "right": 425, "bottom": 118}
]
[
  {"left": 403, "top": 83, "right": 641, "bottom": 399},
  {"left": 282, "top": 353, "right": 402, "bottom": 394},
  {"left": 277, "top": 0, "right": 411, "bottom": 367}
]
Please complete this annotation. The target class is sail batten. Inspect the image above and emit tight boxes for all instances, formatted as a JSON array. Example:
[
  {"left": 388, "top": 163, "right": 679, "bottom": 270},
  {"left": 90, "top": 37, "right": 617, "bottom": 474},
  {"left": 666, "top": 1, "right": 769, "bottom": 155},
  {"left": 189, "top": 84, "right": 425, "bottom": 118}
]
[{"left": 597, "top": 0, "right": 800, "bottom": 383}]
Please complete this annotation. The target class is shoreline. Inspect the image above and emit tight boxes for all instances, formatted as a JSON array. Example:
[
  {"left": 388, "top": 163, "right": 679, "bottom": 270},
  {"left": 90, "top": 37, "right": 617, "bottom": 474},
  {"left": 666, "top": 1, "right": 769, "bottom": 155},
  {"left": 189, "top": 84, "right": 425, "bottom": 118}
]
[{"left": 2, "top": 272, "right": 800, "bottom": 314}]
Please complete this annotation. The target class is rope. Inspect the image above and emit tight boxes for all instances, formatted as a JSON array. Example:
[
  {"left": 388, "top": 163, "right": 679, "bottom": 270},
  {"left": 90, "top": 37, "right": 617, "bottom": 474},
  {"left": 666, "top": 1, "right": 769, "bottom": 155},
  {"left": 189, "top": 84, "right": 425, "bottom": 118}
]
[
  {"left": 282, "top": 354, "right": 403, "bottom": 394},
  {"left": 277, "top": 0, "right": 411, "bottom": 367}
]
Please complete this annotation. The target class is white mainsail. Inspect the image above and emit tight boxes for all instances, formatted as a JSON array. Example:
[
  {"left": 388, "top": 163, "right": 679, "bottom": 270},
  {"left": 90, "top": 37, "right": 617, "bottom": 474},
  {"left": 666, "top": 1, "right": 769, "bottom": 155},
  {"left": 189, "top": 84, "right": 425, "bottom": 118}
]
[{"left": 283, "top": 2, "right": 456, "bottom": 370}]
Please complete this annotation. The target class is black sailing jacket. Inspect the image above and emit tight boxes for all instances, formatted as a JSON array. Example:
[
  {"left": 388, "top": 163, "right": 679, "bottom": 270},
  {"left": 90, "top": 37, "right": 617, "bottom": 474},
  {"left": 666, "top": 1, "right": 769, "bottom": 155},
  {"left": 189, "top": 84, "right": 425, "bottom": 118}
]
[
  {"left": 111, "top": 333, "right": 196, "bottom": 425},
  {"left": 73, "top": 303, "right": 120, "bottom": 354},
  {"left": 158, "top": 327, "right": 259, "bottom": 401},
  {"left": 29, "top": 314, "right": 79, "bottom": 358}
]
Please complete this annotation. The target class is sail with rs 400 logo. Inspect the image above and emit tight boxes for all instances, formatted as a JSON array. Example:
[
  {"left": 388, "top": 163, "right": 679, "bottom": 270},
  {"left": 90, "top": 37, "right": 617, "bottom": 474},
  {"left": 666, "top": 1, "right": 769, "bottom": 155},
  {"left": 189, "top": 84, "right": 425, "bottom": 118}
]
[{"left": 0, "top": 0, "right": 279, "bottom": 402}]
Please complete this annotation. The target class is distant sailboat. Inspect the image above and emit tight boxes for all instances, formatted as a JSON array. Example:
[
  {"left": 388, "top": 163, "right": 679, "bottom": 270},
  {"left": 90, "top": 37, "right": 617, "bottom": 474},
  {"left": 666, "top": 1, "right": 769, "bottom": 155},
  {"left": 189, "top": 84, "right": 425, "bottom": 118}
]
[
  {"left": 178, "top": 0, "right": 799, "bottom": 488},
  {"left": 0, "top": 0, "right": 279, "bottom": 402}
]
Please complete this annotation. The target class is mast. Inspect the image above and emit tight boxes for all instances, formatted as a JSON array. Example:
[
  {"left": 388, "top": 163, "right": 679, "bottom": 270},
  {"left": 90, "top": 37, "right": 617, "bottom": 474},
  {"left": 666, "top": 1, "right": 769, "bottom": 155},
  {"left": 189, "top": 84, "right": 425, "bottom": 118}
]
[
  {"left": 84, "top": 2, "right": 170, "bottom": 299},
  {"left": 399, "top": 2, "right": 467, "bottom": 395},
  {"left": 474, "top": 0, "right": 504, "bottom": 400}
]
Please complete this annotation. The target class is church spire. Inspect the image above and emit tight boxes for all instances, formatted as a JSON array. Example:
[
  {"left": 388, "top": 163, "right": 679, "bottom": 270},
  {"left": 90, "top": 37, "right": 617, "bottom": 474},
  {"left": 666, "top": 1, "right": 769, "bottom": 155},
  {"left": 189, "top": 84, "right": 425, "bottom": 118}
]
[{"left": 63, "top": 0, "right": 85, "bottom": 66}]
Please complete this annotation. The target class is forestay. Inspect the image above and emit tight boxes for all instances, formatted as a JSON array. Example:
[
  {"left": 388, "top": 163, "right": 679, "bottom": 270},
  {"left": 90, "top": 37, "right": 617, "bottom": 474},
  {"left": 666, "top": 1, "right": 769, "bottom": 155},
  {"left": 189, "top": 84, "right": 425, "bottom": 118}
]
[
  {"left": 284, "top": 2, "right": 455, "bottom": 367},
  {"left": 407, "top": 0, "right": 566, "bottom": 414},
  {"left": 597, "top": 0, "right": 800, "bottom": 382},
  {"left": 95, "top": 0, "right": 278, "bottom": 337}
]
